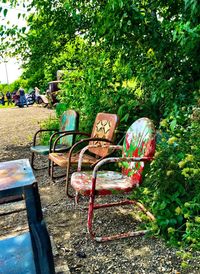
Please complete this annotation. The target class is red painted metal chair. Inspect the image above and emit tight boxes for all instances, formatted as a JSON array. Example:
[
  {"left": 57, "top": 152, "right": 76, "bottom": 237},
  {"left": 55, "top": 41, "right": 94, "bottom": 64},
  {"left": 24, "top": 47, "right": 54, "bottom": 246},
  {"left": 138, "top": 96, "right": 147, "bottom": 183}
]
[
  {"left": 49, "top": 113, "right": 119, "bottom": 183},
  {"left": 30, "top": 109, "right": 79, "bottom": 170},
  {"left": 69, "top": 118, "right": 156, "bottom": 242}
]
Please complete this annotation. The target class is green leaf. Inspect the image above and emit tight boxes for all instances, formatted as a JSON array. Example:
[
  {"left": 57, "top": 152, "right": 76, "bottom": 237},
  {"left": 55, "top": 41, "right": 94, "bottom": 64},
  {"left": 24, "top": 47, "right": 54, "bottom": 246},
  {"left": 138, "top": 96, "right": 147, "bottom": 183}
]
[
  {"left": 159, "top": 201, "right": 167, "bottom": 210},
  {"left": 177, "top": 215, "right": 183, "bottom": 224},
  {"left": 169, "top": 218, "right": 177, "bottom": 225},
  {"left": 170, "top": 119, "right": 177, "bottom": 131},
  {"left": 3, "top": 9, "right": 8, "bottom": 17},
  {"left": 159, "top": 219, "right": 169, "bottom": 226}
]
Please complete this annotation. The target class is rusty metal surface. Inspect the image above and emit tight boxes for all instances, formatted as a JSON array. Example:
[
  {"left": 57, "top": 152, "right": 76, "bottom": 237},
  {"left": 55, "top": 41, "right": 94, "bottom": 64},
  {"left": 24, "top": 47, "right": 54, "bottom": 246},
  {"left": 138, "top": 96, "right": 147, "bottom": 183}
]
[{"left": 89, "top": 113, "right": 119, "bottom": 157}]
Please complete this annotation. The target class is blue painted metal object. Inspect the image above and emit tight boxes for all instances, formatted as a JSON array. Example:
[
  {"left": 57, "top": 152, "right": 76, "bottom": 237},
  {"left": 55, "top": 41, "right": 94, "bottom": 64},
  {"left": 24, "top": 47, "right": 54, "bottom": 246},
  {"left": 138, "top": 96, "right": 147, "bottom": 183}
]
[
  {"left": 0, "top": 159, "right": 35, "bottom": 191},
  {"left": 0, "top": 232, "right": 36, "bottom": 274},
  {"left": 0, "top": 159, "right": 55, "bottom": 274}
]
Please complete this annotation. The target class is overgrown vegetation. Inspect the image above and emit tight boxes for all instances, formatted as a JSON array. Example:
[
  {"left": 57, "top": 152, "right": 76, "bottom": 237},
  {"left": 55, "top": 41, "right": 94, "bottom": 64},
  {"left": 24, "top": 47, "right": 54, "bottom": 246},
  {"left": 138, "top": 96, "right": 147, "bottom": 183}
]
[{"left": 1, "top": 0, "right": 200, "bottom": 251}]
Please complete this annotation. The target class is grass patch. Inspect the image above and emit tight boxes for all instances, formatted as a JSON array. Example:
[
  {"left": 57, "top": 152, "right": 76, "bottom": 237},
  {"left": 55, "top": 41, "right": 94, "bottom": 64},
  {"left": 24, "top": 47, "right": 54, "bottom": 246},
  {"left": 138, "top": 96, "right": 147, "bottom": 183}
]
[{"left": 0, "top": 103, "right": 15, "bottom": 109}]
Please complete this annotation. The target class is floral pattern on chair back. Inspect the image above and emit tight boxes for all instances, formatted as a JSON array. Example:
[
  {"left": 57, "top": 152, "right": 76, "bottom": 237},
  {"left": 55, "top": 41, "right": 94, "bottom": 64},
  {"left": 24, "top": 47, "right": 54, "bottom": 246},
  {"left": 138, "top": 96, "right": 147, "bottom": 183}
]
[
  {"left": 60, "top": 110, "right": 79, "bottom": 146},
  {"left": 88, "top": 113, "right": 119, "bottom": 157},
  {"left": 122, "top": 118, "right": 156, "bottom": 186}
]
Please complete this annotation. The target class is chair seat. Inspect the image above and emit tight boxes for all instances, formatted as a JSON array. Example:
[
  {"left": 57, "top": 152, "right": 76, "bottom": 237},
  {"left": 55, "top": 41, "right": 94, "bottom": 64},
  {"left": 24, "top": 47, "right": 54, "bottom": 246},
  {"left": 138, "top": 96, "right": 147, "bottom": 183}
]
[
  {"left": 49, "top": 152, "right": 98, "bottom": 167},
  {"left": 71, "top": 171, "right": 139, "bottom": 196},
  {"left": 0, "top": 232, "right": 36, "bottom": 274},
  {"left": 30, "top": 144, "right": 69, "bottom": 155}
]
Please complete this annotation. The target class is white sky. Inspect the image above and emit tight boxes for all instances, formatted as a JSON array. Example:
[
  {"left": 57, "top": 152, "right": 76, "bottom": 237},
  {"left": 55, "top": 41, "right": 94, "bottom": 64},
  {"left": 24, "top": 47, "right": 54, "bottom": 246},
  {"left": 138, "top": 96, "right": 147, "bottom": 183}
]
[
  {"left": 0, "top": 3, "right": 27, "bottom": 84},
  {"left": 0, "top": 59, "right": 22, "bottom": 84}
]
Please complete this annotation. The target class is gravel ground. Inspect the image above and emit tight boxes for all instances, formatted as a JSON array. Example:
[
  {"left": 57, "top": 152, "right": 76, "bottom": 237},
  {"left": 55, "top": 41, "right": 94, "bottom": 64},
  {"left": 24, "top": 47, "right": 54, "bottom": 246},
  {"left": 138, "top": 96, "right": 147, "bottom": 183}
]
[{"left": 0, "top": 105, "right": 200, "bottom": 274}]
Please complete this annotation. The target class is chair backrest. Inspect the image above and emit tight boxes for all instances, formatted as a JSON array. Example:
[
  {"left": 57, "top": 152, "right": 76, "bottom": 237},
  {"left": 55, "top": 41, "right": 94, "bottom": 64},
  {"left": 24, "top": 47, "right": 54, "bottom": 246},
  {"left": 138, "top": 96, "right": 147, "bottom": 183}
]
[
  {"left": 89, "top": 113, "right": 119, "bottom": 157},
  {"left": 122, "top": 118, "right": 156, "bottom": 185},
  {"left": 59, "top": 110, "right": 79, "bottom": 146}
]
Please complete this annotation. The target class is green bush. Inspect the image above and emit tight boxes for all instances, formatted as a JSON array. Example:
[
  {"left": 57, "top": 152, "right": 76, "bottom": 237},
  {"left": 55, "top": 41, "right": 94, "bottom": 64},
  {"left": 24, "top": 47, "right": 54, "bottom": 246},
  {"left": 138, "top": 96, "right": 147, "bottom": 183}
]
[
  {"left": 39, "top": 117, "right": 59, "bottom": 145},
  {"left": 55, "top": 103, "right": 68, "bottom": 118},
  {"left": 131, "top": 105, "right": 200, "bottom": 249}
]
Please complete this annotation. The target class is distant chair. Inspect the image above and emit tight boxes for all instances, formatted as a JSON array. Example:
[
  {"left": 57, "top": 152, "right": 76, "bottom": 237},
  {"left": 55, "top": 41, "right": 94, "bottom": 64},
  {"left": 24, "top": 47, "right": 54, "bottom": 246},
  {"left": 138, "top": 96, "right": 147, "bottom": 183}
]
[
  {"left": 0, "top": 159, "right": 55, "bottom": 274},
  {"left": 69, "top": 118, "right": 156, "bottom": 242},
  {"left": 48, "top": 113, "right": 119, "bottom": 184},
  {"left": 30, "top": 109, "right": 79, "bottom": 171}
]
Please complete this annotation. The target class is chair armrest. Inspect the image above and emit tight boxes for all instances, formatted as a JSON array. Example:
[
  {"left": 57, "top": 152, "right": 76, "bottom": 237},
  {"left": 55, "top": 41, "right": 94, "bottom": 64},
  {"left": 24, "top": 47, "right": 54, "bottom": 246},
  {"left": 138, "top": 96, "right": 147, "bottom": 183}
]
[
  {"left": 32, "top": 129, "right": 58, "bottom": 146},
  {"left": 90, "top": 156, "right": 153, "bottom": 191},
  {"left": 67, "top": 137, "right": 114, "bottom": 166},
  {"left": 93, "top": 156, "right": 153, "bottom": 174},
  {"left": 50, "top": 130, "right": 76, "bottom": 151},
  {"left": 66, "top": 137, "right": 114, "bottom": 196},
  {"left": 77, "top": 145, "right": 122, "bottom": 171},
  {"left": 50, "top": 131, "right": 90, "bottom": 152}
]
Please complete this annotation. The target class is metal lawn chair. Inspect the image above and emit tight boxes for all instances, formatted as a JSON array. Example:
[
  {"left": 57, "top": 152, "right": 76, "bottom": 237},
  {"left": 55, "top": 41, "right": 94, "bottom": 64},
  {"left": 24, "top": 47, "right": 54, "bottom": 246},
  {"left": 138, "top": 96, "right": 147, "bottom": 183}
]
[
  {"left": 48, "top": 113, "right": 119, "bottom": 183},
  {"left": 30, "top": 109, "right": 79, "bottom": 170},
  {"left": 69, "top": 117, "right": 156, "bottom": 242}
]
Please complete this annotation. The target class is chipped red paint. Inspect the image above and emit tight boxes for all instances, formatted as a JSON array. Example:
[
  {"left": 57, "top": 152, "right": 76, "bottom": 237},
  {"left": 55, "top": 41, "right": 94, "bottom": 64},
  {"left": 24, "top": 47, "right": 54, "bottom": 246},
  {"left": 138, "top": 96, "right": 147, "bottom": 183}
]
[{"left": 70, "top": 118, "right": 156, "bottom": 242}]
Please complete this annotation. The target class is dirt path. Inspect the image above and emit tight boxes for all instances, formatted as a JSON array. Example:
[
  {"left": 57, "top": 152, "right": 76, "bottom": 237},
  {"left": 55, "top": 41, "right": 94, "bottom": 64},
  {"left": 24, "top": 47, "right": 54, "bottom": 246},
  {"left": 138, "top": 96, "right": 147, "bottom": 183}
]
[
  {"left": 0, "top": 106, "right": 199, "bottom": 274},
  {"left": 0, "top": 106, "right": 55, "bottom": 153}
]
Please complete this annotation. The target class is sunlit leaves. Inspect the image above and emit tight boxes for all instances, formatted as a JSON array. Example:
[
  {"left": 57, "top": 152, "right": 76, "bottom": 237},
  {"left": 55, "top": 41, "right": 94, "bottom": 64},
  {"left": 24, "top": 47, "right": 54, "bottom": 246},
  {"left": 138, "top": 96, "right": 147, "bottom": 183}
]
[{"left": 3, "top": 8, "right": 8, "bottom": 16}]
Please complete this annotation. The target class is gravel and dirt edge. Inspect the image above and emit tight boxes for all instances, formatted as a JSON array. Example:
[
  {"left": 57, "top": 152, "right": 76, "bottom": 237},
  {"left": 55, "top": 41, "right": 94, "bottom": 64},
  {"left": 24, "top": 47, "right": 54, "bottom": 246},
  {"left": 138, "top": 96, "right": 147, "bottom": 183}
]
[{"left": 0, "top": 106, "right": 200, "bottom": 274}]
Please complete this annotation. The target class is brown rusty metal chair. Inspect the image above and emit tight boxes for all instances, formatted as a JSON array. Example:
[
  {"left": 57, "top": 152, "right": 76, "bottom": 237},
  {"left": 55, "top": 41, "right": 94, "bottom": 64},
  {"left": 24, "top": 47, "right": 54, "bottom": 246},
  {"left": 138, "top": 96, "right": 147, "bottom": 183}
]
[
  {"left": 48, "top": 113, "right": 119, "bottom": 183},
  {"left": 69, "top": 118, "right": 156, "bottom": 242},
  {"left": 30, "top": 109, "right": 79, "bottom": 171}
]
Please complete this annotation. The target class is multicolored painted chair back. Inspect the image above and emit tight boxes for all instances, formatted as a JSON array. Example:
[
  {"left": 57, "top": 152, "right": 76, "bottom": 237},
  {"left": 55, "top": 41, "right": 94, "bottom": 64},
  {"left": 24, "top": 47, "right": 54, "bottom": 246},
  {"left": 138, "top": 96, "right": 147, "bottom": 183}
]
[
  {"left": 59, "top": 110, "right": 79, "bottom": 146},
  {"left": 89, "top": 113, "right": 119, "bottom": 157},
  {"left": 122, "top": 118, "right": 156, "bottom": 185}
]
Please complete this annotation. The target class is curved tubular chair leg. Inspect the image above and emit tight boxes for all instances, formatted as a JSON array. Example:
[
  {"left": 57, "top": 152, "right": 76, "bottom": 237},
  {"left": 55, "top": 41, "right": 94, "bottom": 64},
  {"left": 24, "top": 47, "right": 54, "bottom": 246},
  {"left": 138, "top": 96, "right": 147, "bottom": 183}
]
[
  {"left": 87, "top": 198, "right": 155, "bottom": 243},
  {"left": 65, "top": 170, "right": 75, "bottom": 199},
  {"left": 50, "top": 162, "right": 54, "bottom": 181},
  {"left": 48, "top": 160, "right": 51, "bottom": 176},
  {"left": 50, "top": 161, "right": 66, "bottom": 182},
  {"left": 87, "top": 194, "right": 96, "bottom": 240},
  {"left": 65, "top": 155, "right": 75, "bottom": 199},
  {"left": 75, "top": 192, "right": 80, "bottom": 205},
  {"left": 31, "top": 152, "right": 49, "bottom": 171},
  {"left": 31, "top": 152, "right": 35, "bottom": 170}
]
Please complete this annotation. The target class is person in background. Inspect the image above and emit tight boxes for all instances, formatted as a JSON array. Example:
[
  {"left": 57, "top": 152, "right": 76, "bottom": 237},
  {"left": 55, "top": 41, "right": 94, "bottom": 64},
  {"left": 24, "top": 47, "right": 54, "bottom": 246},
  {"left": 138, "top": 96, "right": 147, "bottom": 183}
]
[
  {"left": 12, "top": 90, "right": 20, "bottom": 105},
  {"left": 19, "top": 87, "right": 28, "bottom": 107},
  {"left": 34, "top": 87, "right": 40, "bottom": 103},
  {"left": 0, "top": 92, "right": 5, "bottom": 105},
  {"left": 6, "top": 91, "right": 12, "bottom": 106}
]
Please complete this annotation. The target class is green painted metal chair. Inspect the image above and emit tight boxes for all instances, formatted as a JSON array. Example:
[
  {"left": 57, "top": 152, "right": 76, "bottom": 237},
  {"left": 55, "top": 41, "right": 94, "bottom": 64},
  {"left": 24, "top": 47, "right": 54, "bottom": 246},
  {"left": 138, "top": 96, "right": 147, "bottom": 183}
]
[{"left": 30, "top": 109, "right": 79, "bottom": 170}]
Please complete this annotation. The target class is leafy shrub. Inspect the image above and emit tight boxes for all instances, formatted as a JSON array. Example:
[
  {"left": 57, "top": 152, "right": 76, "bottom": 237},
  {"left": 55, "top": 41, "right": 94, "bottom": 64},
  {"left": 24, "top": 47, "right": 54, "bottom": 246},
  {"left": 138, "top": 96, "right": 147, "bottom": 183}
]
[
  {"left": 39, "top": 117, "right": 59, "bottom": 145},
  {"left": 131, "top": 105, "right": 200, "bottom": 249},
  {"left": 55, "top": 103, "right": 68, "bottom": 118}
]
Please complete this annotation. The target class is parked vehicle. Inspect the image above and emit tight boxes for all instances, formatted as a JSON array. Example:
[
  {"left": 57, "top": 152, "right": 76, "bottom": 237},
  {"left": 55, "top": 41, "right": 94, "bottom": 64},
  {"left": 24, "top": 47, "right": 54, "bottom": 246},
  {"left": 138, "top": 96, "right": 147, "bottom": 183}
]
[
  {"left": 36, "top": 94, "right": 49, "bottom": 107},
  {"left": 26, "top": 91, "right": 35, "bottom": 105},
  {"left": 48, "top": 80, "right": 63, "bottom": 105}
]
